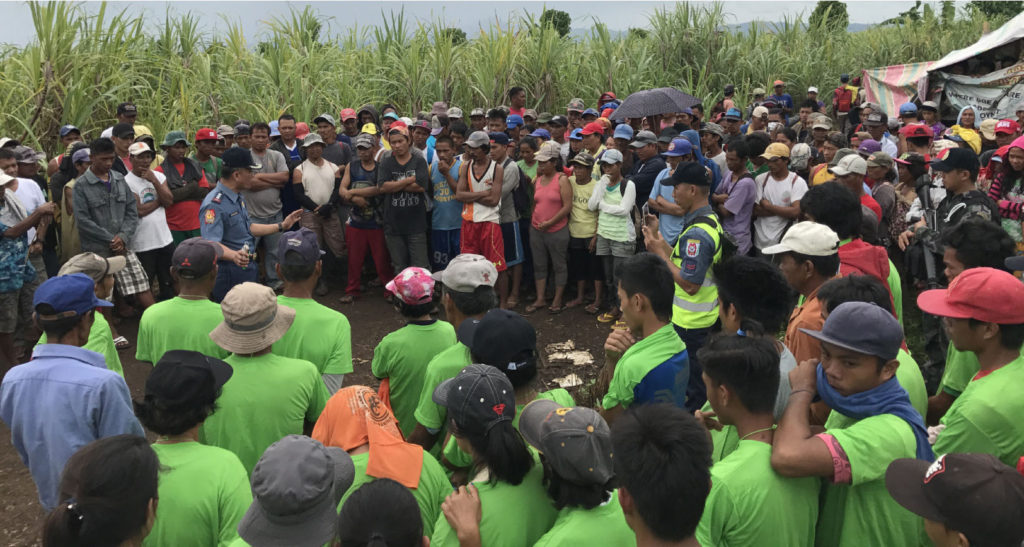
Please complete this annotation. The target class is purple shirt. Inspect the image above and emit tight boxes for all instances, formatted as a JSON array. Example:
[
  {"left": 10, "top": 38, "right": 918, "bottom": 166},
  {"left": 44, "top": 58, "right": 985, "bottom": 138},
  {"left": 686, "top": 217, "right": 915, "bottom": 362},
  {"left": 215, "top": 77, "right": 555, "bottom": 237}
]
[{"left": 716, "top": 169, "right": 756, "bottom": 255}]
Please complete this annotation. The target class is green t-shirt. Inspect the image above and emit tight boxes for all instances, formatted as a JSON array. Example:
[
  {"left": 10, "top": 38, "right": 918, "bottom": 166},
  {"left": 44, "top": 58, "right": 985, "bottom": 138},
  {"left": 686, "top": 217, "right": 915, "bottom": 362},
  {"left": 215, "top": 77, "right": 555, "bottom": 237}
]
[
  {"left": 38, "top": 311, "right": 122, "bottom": 376},
  {"left": 136, "top": 297, "right": 229, "bottom": 364},
  {"left": 430, "top": 455, "right": 558, "bottom": 547},
  {"left": 886, "top": 259, "right": 903, "bottom": 325},
  {"left": 372, "top": 320, "right": 457, "bottom": 438},
  {"left": 602, "top": 323, "right": 686, "bottom": 410},
  {"left": 273, "top": 296, "right": 352, "bottom": 375},
  {"left": 934, "top": 355, "right": 1024, "bottom": 466},
  {"left": 191, "top": 153, "right": 223, "bottom": 183},
  {"left": 533, "top": 490, "right": 634, "bottom": 547},
  {"left": 817, "top": 412, "right": 922, "bottom": 547},
  {"left": 697, "top": 440, "right": 818, "bottom": 547},
  {"left": 413, "top": 342, "right": 472, "bottom": 432},
  {"left": 338, "top": 450, "right": 452, "bottom": 538},
  {"left": 442, "top": 389, "right": 576, "bottom": 469},
  {"left": 199, "top": 353, "right": 329, "bottom": 475},
  {"left": 895, "top": 348, "right": 928, "bottom": 420},
  {"left": 937, "top": 342, "right": 981, "bottom": 398},
  {"left": 144, "top": 442, "right": 252, "bottom": 547}
]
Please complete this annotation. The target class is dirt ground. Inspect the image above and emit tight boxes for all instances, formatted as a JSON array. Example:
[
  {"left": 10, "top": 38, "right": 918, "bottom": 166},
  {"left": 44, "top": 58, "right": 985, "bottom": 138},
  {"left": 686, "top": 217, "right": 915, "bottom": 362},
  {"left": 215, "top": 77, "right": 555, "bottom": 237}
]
[{"left": 0, "top": 284, "right": 613, "bottom": 546}]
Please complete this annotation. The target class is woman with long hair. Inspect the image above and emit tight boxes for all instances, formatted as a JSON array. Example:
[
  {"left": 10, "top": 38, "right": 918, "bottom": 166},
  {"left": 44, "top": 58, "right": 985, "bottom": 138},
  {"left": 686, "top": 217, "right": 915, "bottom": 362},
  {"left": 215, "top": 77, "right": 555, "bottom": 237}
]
[
  {"left": 42, "top": 435, "right": 159, "bottom": 547},
  {"left": 430, "top": 365, "right": 557, "bottom": 546},
  {"left": 987, "top": 136, "right": 1024, "bottom": 255}
]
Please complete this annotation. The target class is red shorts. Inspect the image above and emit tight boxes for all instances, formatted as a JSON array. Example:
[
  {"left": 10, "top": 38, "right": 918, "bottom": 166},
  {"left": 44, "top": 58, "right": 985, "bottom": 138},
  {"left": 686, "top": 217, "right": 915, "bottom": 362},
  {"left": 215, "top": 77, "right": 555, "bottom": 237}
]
[{"left": 460, "top": 220, "right": 507, "bottom": 272}]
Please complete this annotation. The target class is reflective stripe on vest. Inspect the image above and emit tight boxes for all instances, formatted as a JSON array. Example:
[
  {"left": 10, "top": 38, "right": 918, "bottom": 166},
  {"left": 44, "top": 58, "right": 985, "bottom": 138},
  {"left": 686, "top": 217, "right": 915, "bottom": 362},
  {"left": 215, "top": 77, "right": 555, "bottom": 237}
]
[{"left": 671, "top": 216, "right": 724, "bottom": 329}]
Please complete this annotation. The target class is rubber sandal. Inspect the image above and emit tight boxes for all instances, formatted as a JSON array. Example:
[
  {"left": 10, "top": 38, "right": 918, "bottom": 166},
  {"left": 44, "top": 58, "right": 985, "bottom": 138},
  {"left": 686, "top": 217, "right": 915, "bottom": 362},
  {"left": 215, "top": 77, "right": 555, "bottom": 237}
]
[
  {"left": 524, "top": 303, "right": 544, "bottom": 314},
  {"left": 548, "top": 305, "right": 566, "bottom": 314},
  {"left": 339, "top": 295, "right": 355, "bottom": 304},
  {"left": 597, "top": 311, "right": 620, "bottom": 323},
  {"left": 584, "top": 303, "right": 601, "bottom": 315}
]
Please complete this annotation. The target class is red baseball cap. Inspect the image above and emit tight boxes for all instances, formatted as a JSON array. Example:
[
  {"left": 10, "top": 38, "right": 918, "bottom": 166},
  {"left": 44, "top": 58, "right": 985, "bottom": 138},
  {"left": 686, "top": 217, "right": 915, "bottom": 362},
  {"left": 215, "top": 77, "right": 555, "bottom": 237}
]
[
  {"left": 918, "top": 267, "right": 1024, "bottom": 323},
  {"left": 599, "top": 91, "right": 616, "bottom": 103},
  {"left": 900, "top": 124, "right": 932, "bottom": 138},
  {"left": 580, "top": 121, "right": 605, "bottom": 136},
  {"left": 995, "top": 119, "right": 1020, "bottom": 135},
  {"left": 339, "top": 108, "right": 357, "bottom": 122},
  {"left": 773, "top": 79, "right": 785, "bottom": 87},
  {"left": 601, "top": 108, "right": 615, "bottom": 119},
  {"left": 194, "top": 128, "right": 219, "bottom": 142}
]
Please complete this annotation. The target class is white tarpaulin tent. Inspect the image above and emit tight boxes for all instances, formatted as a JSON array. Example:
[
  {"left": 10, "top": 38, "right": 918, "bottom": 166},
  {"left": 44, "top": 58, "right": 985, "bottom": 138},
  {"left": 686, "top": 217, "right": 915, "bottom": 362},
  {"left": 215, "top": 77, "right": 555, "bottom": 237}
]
[{"left": 925, "top": 11, "right": 1024, "bottom": 119}]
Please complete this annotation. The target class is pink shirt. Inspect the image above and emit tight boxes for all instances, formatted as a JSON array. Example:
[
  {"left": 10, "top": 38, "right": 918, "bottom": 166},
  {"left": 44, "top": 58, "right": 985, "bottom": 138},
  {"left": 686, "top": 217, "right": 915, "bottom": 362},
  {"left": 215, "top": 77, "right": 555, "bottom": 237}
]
[{"left": 532, "top": 173, "right": 567, "bottom": 232}]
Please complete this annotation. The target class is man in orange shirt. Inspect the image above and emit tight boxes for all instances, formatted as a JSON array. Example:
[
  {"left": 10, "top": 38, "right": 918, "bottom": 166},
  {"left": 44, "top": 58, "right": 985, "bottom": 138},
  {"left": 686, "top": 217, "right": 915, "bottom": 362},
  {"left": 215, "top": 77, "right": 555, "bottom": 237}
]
[{"left": 761, "top": 221, "right": 840, "bottom": 364}]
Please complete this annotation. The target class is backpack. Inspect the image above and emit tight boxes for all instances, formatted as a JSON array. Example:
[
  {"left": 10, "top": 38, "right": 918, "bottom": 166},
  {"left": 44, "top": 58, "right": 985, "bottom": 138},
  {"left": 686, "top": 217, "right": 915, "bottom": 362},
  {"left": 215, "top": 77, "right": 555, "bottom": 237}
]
[
  {"left": 503, "top": 158, "right": 532, "bottom": 218},
  {"left": 835, "top": 86, "right": 853, "bottom": 113},
  {"left": 683, "top": 214, "right": 737, "bottom": 261}
]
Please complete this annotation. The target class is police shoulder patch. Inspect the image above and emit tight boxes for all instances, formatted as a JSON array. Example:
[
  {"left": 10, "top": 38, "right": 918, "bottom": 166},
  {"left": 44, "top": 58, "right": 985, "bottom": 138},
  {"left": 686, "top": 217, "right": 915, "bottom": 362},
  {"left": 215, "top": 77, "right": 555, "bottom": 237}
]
[
  {"left": 204, "top": 208, "right": 216, "bottom": 225},
  {"left": 685, "top": 239, "right": 700, "bottom": 258}
]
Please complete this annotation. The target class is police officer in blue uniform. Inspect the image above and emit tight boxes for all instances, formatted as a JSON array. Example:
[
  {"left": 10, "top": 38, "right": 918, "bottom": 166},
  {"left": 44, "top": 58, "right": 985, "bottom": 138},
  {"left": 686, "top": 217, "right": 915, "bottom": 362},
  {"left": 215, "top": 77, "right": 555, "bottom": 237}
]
[{"left": 200, "top": 148, "right": 302, "bottom": 302}]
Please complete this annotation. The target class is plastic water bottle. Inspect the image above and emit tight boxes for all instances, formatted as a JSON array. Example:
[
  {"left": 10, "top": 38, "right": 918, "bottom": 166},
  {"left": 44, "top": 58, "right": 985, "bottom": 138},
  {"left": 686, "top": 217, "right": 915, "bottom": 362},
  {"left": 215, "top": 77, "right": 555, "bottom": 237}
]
[{"left": 240, "top": 243, "right": 249, "bottom": 269}]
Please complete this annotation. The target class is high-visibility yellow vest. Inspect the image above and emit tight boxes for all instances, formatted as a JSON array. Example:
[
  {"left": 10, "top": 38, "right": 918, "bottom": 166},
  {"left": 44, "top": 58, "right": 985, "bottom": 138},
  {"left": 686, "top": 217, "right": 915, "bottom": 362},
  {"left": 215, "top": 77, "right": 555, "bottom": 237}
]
[{"left": 671, "top": 215, "right": 724, "bottom": 329}]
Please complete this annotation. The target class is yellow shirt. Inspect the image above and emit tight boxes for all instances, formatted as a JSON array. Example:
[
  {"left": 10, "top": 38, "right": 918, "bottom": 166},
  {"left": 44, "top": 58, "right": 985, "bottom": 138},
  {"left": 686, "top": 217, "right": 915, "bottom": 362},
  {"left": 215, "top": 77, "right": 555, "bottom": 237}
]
[
  {"left": 568, "top": 176, "right": 599, "bottom": 238},
  {"left": 812, "top": 164, "right": 835, "bottom": 186}
]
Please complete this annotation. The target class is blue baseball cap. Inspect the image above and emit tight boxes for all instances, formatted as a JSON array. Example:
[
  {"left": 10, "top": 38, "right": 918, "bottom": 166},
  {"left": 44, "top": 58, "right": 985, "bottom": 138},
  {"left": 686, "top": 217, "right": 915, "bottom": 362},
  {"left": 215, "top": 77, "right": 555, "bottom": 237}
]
[
  {"left": 569, "top": 128, "right": 584, "bottom": 141},
  {"left": 278, "top": 227, "right": 324, "bottom": 265},
  {"left": 613, "top": 124, "right": 634, "bottom": 140},
  {"left": 582, "top": 108, "right": 599, "bottom": 117},
  {"left": 662, "top": 137, "right": 693, "bottom": 157},
  {"left": 723, "top": 107, "right": 743, "bottom": 121},
  {"left": 269, "top": 120, "right": 281, "bottom": 138},
  {"left": 602, "top": 101, "right": 619, "bottom": 111},
  {"left": 899, "top": 102, "right": 918, "bottom": 116},
  {"left": 33, "top": 273, "right": 113, "bottom": 318},
  {"left": 529, "top": 128, "right": 551, "bottom": 139},
  {"left": 382, "top": 111, "right": 400, "bottom": 121},
  {"left": 680, "top": 107, "right": 694, "bottom": 115},
  {"left": 59, "top": 124, "right": 80, "bottom": 137},
  {"left": 506, "top": 115, "right": 524, "bottom": 128},
  {"left": 489, "top": 132, "right": 510, "bottom": 145}
]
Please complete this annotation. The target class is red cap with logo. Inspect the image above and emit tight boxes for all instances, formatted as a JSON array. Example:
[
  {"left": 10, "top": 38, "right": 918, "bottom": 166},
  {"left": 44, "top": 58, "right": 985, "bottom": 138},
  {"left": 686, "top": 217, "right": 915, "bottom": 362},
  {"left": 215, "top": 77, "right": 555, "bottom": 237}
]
[
  {"left": 917, "top": 267, "right": 1024, "bottom": 323},
  {"left": 195, "top": 128, "right": 219, "bottom": 142},
  {"left": 339, "top": 108, "right": 357, "bottom": 122},
  {"left": 580, "top": 121, "right": 605, "bottom": 136},
  {"left": 995, "top": 119, "right": 1020, "bottom": 135},
  {"left": 900, "top": 124, "right": 932, "bottom": 138}
]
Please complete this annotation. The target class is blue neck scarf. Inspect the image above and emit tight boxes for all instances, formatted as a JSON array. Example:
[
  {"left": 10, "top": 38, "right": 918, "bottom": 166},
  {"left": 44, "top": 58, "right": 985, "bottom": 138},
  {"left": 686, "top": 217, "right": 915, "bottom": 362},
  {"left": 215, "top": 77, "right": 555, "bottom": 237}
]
[{"left": 816, "top": 365, "right": 933, "bottom": 461}]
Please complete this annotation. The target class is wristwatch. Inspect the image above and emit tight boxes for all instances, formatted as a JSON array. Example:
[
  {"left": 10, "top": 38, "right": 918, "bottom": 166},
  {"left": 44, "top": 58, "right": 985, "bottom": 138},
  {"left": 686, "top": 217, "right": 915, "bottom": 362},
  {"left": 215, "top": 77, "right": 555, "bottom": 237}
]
[{"left": 277, "top": 222, "right": 284, "bottom": 232}]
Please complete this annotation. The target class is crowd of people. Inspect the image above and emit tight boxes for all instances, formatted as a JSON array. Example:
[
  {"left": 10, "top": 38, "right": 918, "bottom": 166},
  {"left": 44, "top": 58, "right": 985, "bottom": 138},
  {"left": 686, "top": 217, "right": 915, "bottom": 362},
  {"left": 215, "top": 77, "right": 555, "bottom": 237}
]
[{"left": 2, "top": 76, "right": 1024, "bottom": 547}]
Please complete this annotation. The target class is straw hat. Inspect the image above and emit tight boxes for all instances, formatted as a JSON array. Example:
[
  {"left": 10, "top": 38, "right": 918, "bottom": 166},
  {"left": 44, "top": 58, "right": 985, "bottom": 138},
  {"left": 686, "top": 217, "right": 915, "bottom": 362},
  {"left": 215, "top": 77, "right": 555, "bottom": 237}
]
[{"left": 210, "top": 282, "right": 296, "bottom": 354}]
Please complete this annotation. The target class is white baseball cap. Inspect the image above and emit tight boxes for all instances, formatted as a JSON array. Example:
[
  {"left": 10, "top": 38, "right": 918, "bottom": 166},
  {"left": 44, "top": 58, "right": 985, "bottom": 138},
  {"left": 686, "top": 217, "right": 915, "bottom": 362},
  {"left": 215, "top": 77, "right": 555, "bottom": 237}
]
[
  {"left": 808, "top": 86, "right": 819, "bottom": 94},
  {"left": 128, "top": 142, "right": 153, "bottom": 156},
  {"left": 761, "top": 222, "right": 840, "bottom": 256},
  {"left": 829, "top": 154, "right": 867, "bottom": 176}
]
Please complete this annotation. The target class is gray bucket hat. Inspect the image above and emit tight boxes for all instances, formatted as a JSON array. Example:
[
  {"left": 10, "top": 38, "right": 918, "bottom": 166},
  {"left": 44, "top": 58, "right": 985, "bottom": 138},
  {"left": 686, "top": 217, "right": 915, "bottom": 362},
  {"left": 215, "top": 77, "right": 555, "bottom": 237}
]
[{"left": 238, "top": 435, "right": 355, "bottom": 547}]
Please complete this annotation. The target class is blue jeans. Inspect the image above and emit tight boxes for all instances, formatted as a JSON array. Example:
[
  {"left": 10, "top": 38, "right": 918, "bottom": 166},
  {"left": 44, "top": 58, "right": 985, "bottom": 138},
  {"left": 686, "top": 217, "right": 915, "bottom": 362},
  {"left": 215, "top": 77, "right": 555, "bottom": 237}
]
[
  {"left": 212, "top": 260, "right": 259, "bottom": 303},
  {"left": 251, "top": 212, "right": 283, "bottom": 289},
  {"left": 674, "top": 322, "right": 717, "bottom": 412}
]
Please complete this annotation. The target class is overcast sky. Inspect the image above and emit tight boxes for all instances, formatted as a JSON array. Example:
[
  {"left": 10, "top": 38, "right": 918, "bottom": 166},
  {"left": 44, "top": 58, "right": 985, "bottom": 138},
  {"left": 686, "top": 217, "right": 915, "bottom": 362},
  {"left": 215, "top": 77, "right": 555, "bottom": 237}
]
[{"left": 0, "top": 1, "right": 938, "bottom": 47}]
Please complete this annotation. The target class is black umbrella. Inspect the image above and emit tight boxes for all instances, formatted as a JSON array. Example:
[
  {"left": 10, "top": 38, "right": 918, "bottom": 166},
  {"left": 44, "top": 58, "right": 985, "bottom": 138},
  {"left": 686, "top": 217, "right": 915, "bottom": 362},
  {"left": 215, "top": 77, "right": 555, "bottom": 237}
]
[{"left": 609, "top": 87, "right": 701, "bottom": 121}]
